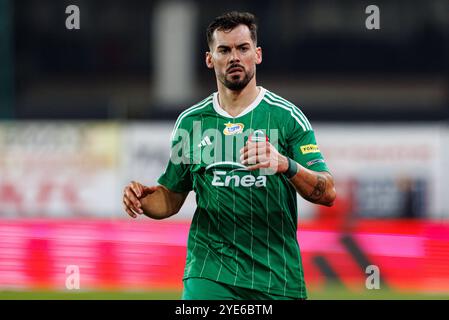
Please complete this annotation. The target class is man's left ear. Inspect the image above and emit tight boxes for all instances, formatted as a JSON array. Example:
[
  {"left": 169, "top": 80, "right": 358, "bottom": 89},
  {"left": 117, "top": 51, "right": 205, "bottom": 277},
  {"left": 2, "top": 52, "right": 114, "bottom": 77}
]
[{"left": 255, "top": 47, "right": 262, "bottom": 65}]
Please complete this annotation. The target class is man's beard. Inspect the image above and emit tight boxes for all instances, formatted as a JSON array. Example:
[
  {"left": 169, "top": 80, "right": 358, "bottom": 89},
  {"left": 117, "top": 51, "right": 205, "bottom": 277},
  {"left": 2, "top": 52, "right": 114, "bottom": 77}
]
[{"left": 219, "top": 67, "right": 255, "bottom": 91}]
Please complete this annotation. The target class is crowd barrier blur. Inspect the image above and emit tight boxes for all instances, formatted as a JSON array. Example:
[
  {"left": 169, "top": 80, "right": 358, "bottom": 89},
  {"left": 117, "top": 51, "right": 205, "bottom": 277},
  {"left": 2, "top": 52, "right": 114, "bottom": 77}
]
[{"left": 0, "top": 218, "right": 448, "bottom": 293}]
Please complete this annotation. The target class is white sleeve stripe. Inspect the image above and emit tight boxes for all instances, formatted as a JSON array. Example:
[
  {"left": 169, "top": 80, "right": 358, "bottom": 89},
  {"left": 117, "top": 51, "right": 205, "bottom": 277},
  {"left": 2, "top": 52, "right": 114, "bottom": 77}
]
[
  {"left": 179, "top": 95, "right": 212, "bottom": 119},
  {"left": 266, "top": 92, "right": 312, "bottom": 130},
  {"left": 265, "top": 94, "right": 310, "bottom": 131},
  {"left": 170, "top": 97, "right": 213, "bottom": 141},
  {"left": 172, "top": 96, "right": 213, "bottom": 134},
  {"left": 266, "top": 91, "right": 312, "bottom": 130},
  {"left": 263, "top": 97, "right": 307, "bottom": 131}
]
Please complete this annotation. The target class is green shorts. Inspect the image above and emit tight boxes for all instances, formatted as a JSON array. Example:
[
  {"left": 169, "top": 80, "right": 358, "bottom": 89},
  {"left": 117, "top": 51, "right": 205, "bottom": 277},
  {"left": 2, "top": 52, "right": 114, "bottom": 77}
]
[{"left": 182, "top": 277, "right": 303, "bottom": 300}]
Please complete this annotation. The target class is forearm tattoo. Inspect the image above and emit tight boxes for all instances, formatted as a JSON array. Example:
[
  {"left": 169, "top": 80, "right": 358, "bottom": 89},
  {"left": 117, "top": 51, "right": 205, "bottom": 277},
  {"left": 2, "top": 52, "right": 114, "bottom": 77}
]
[{"left": 308, "top": 175, "right": 327, "bottom": 202}]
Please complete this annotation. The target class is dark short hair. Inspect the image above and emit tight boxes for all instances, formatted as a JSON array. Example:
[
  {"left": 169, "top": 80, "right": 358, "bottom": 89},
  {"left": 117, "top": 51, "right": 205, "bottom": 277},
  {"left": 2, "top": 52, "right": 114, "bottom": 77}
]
[{"left": 206, "top": 11, "right": 258, "bottom": 48}]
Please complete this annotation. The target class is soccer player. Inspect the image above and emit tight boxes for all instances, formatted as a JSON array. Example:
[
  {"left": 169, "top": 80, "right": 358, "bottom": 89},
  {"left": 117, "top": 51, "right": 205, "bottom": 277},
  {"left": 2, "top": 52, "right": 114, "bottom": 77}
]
[{"left": 122, "top": 11, "right": 336, "bottom": 300}]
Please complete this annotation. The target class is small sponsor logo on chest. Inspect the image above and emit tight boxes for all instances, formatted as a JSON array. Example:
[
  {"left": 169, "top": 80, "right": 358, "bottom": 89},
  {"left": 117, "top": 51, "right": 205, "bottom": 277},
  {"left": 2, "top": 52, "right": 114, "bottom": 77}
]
[{"left": 223, "top": 122, "right": 244, "bottom": 135}]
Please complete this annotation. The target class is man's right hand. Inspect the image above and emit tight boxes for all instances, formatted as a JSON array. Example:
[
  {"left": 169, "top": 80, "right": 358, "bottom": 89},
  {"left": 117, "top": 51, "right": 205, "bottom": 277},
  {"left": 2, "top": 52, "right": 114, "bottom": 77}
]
[{"left": 123, "top": 181, "right": 158, "bottom": 218}]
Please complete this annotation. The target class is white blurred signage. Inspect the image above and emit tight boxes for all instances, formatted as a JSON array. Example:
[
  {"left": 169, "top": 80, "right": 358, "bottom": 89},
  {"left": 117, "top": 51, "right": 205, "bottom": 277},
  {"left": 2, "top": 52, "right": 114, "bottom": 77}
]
[
  {"left": 0, "top": 122, "right": 120, "bottom": 217},
  {"left": 314, "top": 124, "right": 444, "bottom": 218}
]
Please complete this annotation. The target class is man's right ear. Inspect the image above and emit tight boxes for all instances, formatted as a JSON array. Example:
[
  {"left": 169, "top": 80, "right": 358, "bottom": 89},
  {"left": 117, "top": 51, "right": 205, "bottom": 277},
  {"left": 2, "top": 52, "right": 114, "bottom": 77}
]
[{"left": 205, "top": 52, "right": 214, "bottom": 69}]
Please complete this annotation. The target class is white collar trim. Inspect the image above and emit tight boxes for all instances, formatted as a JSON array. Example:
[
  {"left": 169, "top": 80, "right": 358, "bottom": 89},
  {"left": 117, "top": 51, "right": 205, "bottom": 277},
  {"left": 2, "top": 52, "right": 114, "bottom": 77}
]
[{"left": 213, "top": 87, "right": 266, "bottom": 118}]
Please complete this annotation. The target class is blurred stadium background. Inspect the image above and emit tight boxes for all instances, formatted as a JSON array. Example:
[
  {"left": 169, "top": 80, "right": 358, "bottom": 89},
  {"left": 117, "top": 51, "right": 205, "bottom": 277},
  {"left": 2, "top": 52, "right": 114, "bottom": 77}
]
[{"left": 1, "top": 0, "right": 449, "bottom": 299}]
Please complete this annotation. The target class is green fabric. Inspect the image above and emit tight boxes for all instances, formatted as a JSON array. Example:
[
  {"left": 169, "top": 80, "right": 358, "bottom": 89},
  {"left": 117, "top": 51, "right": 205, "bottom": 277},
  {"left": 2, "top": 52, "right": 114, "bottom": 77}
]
[
  {"left": 182, "top": 277, "right": 301, "bottom": 300},
  {"left": 158, "top": 88, "right": 331, "bottom": 299}
]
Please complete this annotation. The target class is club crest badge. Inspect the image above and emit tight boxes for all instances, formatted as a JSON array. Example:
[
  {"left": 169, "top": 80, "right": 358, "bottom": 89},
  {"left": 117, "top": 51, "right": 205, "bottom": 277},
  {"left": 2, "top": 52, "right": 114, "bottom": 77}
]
[{"left": 223, "top": 122, "right": 244, "bottom": 135}]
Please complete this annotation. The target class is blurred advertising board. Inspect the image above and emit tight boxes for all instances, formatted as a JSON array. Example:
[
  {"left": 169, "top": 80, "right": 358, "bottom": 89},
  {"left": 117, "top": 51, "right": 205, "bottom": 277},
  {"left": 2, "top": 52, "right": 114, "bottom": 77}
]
[
  {"left": 0, "top": 122, "right": 120, "bottom": 218},
  {"left": 120, "top": 122, "right": 198, "bottom": 219},
  {"left": 0, "top": 122, "right": 447, "bottom": 220},
  {"left": 313, "top": 124, "right": 446, "bottom": 220},
  {"left": 0, "top": 219, "right": 448, "bottom": 293}
]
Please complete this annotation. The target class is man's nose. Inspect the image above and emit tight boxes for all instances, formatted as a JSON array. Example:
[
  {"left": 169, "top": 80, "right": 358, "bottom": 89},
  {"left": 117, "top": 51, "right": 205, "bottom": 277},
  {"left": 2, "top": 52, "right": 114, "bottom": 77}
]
[{"left": 229, "top": 49, "right": 240, "bottom": 63}]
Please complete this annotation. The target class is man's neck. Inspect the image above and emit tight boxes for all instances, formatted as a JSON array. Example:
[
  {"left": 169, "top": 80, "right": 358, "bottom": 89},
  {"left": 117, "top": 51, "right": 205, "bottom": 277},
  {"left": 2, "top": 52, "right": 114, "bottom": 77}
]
[{"left": 216, "top": 79, "right": 260, "bottom": 118}]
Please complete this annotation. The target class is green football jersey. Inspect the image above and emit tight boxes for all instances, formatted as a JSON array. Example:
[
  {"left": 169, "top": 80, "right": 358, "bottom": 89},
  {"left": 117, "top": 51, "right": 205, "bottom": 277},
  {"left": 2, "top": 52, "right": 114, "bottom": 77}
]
[{"left": 158, "top": 87, "right": 330, "bottom": 299}]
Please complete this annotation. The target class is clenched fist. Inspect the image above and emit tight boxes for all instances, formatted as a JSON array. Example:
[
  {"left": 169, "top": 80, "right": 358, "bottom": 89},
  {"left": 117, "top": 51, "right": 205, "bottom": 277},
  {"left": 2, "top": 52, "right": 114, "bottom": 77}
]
[
  {"left": 122, "top": 181, "right": 158, "bottom": 218},
  {"left": 239, "top": 140, "right": 288, "bottom": 173}
]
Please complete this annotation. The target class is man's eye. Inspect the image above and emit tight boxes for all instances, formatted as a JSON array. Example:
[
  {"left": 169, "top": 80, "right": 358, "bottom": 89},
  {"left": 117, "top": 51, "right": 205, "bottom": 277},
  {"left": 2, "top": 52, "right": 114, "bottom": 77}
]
[
  {"left": 240, "top": 47, "right": 249, "bottom": 52},
  {"left": 219, "top": 49, "right": 229, "bottom": 54}
]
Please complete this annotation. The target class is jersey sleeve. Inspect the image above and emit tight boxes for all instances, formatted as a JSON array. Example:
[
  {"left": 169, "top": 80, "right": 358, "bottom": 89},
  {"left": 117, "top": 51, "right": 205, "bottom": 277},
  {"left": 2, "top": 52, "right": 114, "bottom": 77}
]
[
  {"left": 157, "top": 118, "right": 193, "bottom": 193},
  {"left": 286, "top": 117, "right": 330, "bottom": 174}
]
